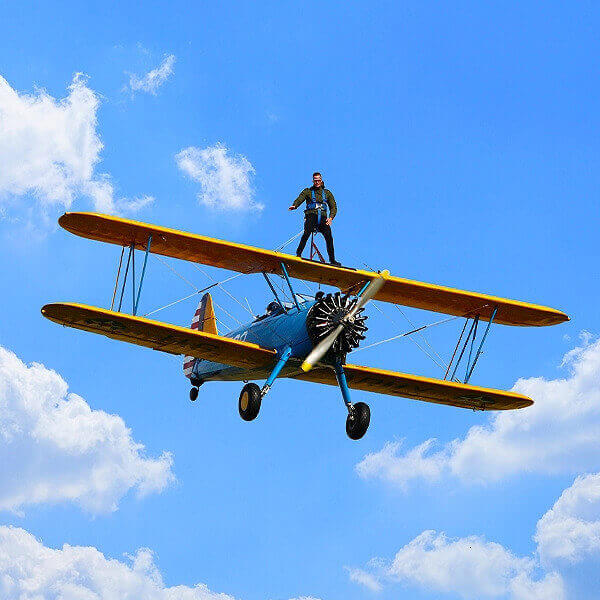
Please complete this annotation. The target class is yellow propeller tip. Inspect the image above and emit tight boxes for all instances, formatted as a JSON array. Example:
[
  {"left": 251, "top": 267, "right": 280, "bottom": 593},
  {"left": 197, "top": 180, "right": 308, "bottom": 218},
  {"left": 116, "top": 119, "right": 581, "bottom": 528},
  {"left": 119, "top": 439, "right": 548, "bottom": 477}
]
[
  {"left": 380, "top": 269, "right": 390, "bottom": 277},
  {"left": 301, "top": 361, "right": 312, "bottom": 372}
]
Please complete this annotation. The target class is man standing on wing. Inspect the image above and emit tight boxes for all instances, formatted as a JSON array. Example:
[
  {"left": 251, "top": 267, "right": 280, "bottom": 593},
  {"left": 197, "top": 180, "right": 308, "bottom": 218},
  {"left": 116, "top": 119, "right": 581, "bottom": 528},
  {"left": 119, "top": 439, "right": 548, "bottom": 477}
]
[{"left": 289, "top": 171, "right": 341, "bottom": 266}]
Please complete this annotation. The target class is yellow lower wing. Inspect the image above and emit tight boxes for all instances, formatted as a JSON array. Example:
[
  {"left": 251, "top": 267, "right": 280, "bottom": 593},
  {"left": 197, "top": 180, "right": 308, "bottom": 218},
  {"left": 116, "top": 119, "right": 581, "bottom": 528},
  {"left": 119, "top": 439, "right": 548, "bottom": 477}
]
[
  {"left": 292, "top": 364, "right": 532, "bottom": 410},
  {"left": 58, "top": 212, "right": 568, "bottom": 327},
  {"left": 41, "top": 303, "right": 276, "bottom": 368}
]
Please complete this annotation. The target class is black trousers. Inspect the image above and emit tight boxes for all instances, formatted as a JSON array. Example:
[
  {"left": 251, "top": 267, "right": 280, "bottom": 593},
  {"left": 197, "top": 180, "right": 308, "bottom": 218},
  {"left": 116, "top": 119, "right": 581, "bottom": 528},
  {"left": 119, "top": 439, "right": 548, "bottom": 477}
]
[{"left": 296, "top": 212, "right": 336, "bottom": 261}]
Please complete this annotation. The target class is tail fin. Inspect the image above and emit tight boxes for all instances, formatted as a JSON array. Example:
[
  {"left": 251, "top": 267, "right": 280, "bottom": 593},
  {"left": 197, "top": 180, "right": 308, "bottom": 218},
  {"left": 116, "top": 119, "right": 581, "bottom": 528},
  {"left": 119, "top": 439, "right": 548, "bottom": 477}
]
[
  {"left": 183, "top": 293, "right": 218, "bottom": 379},
  {"left": 192, "top": 292, "right": 218, "bottom": 335}
]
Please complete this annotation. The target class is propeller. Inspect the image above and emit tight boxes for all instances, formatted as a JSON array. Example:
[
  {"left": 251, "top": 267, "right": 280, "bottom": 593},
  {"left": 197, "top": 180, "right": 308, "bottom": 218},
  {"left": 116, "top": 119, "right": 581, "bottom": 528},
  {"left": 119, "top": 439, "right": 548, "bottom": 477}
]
[{"left": 301, "top": 270, "right": 389, "bottom": 372}]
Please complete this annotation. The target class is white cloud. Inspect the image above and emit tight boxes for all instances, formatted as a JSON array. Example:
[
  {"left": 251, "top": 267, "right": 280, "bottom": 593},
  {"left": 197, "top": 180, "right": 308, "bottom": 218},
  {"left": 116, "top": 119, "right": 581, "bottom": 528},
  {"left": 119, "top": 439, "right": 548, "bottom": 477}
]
[
  {"left": 345, "top": 566, "right": 383, "bottom": 592},
  {"left": 0, "top": 525, "right": 234, "bottom": 600},
  {"left": 0, "top": 73, "right": 153, "bottom": 215},
  {"left": 535, "top": 472, "right": 600, "bottom": 565},
  {"left": 0, "top": 526, "right": 323, "bottom": 600},
  {"left": 0, "top": 346, "right": 174, "bottom": 514},
  {"left": 357, "top": 335, "right": 600, "bottom": 488},
  {"left": 350, "top": 471, "right": 600, "bottom": 598},
  {"left": 128, "top": 54, "right": 176, "bottom": 95},
  {"left": 356, "top": 439, "right": 445, "bottom": 489},
  {"left": 350, "top": 530, "right": 564, "bottom": 600},
  {"left": 176, "top": 143, "right": 263, "bottom": 212}
]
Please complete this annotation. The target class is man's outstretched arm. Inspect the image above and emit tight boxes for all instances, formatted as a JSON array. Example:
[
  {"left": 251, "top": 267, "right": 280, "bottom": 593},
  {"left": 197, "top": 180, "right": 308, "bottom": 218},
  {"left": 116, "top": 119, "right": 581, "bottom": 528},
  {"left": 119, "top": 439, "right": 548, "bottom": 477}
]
[{"left": 289, "top": 188, "right": 309, "bottom": 210}]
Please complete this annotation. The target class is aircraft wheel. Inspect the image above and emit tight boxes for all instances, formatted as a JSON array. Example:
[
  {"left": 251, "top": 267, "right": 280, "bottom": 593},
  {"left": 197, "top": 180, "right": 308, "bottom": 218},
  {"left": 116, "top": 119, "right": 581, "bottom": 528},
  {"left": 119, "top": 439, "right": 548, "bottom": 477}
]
[
  {"left": 239, "top": 383, "right": 261, "bottom": 421},
  {"left": 189, "top": 387, "right": 199, "bottom": 401},
  {"left": 346, "top": 402, "right": 370, "bottom": 440}
]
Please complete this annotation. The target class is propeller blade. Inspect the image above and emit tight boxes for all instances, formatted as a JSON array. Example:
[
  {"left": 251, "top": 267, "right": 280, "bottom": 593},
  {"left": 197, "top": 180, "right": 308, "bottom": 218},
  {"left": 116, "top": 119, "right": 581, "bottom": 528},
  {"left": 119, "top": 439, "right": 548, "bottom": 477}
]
[{"left": 301, "top": 270, "right": 388, "bottom": 371}]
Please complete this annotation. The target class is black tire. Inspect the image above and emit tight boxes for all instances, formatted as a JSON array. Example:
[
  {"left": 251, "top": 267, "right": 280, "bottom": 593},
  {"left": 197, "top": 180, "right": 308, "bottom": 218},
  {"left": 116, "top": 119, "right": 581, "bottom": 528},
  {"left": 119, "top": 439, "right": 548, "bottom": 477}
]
[
  {"left": 239, "top": 383, "right": 262, "bottom": 421},
  {"left": 346, "top": 402, "right": 370, "bottom": 440},
  {"left": 189, "top": 387, "right": 199, "bottom": 401}
]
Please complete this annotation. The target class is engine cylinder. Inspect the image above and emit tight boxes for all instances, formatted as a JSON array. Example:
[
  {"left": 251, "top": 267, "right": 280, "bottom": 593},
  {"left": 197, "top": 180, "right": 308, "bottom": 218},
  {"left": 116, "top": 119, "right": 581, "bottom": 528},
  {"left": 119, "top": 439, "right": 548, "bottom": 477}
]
[{"left": 306, "top": 292, "right": 368, "bottom": 360}]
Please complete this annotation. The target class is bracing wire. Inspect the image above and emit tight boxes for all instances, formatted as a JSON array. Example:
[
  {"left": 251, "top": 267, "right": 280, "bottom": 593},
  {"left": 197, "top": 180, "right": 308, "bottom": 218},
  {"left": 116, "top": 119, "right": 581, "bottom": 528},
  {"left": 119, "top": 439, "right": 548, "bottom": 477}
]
[
  {"left": 191, "top": 262, "right": 255, "bottom": 318},
  {"left": 367, "top": 301, "right": 449, "bottom": 371},
  {"left": 144, "top": 228, "right": 305, "bottom": 324},
  {"left": 152, "top": 255, "right": 242, "bottom": 326},
  {"left": 391, "top": 304, "right": 449, "bottom": 366},
  {"left": 154, "top": 255, "right": 203, "bottom": 291},
  {"left": 353, "top": 258, "right": 450, "bottom": 371},
  {"left": 144, "top": 289, "right": 231, "bottom": 331},
  {"left": 275, "top": 230, "right": 303, "bottom": 251},
  {"left": 352, "top": 314, "right": 461, "bottom": 353}
]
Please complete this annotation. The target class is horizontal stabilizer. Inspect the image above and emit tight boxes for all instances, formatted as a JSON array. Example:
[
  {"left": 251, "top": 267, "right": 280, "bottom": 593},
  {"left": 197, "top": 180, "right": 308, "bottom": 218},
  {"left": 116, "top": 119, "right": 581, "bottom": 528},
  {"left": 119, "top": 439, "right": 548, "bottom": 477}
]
[
  {"left": 41, "top": 303, "right": 276, "bottom": 369},
  {"left": 291, "top": 363, "right": 532, "bottom": 410},
  {"left": 58, "top": 212, "right": 568, "bottom": 327}
]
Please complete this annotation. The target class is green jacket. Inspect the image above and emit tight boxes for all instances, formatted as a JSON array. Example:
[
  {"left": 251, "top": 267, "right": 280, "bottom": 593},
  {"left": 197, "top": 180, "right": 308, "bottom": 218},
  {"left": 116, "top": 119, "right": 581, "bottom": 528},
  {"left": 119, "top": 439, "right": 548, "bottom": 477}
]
[{"left": 292, "top": 186, "right": 337, "bottom": 219}]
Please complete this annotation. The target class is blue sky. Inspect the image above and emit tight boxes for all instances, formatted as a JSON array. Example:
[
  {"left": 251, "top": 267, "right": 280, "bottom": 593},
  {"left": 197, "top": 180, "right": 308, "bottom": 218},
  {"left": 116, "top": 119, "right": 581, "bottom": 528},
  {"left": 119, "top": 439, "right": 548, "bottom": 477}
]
[{"left": 1, "top": 2, "right": 599, "bottom": 599}]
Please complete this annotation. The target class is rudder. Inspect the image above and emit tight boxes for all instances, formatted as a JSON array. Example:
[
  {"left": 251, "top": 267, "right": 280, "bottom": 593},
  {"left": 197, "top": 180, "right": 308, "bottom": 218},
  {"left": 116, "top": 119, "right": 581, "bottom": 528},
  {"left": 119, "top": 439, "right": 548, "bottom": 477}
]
[{"left": 183, "top": 293, "right": 218, "bottom": 378}]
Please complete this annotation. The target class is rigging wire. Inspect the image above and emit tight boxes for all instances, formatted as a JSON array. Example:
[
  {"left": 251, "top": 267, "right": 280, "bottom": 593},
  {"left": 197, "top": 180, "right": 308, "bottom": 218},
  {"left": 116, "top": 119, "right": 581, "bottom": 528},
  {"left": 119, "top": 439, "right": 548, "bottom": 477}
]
[
  {"left": 152, "top": 256, "right": 242, "bottom": 327},
  {"left": 367, "top": 301, "right": 449, "bottom": 372},
  {"left": 275, "top": 230, "right": 303, "bottom": 251},
  {"left": 353, "top": 258, "right": 450, "bottom": 371},
  {"left": 391, "top": 304, "right": 449, "bottom": 366},
  {"left": 143, "top": 289, "right": 230, "bottom": 331},
  {"left": 143, "top": 228, "right": 305, "bottom": 324},
  {"left": 360, "top": 260, "right": 449, "bottom": 367},
  {"left": 191, "top": 262, "right": 256, "bottom": 318},
  {"left": 154, "top": 255, "right": 203, "bottom": 291},
  {"left": 352, "top": 314, "right": 461, "bottom": 353}
]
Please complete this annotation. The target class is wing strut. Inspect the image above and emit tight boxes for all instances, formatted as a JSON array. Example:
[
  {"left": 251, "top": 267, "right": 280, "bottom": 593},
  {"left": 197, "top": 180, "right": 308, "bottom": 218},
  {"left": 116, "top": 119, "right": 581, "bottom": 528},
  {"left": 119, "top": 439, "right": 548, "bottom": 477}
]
[
  {"left": 465, "top": 306, "right": 497, "bottom": 383},
  {"left": 113, "top": 235, "right": 153, "bottom": 316},
  {"left": 447, "top": 306, "right": 498, "bottom": 383},
  {"left": 262, "top": 272, "right": 286, "bottom": 311},
  {"left": 133, "top": 234, "right": 153, "bottom": 315},
  {"left": 280, "top": 262, "right": 300, "bottom": 310}
]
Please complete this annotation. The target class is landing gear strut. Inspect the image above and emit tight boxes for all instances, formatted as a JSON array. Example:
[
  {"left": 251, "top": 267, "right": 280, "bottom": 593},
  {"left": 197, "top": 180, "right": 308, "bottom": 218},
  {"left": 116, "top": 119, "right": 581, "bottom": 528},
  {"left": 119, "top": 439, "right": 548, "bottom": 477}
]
[
  {"left": 238, "top": 346, "right": 292, "bottom": 422},
  {"left": 334, "top": 361, "right": 370, "bottom": 440}
]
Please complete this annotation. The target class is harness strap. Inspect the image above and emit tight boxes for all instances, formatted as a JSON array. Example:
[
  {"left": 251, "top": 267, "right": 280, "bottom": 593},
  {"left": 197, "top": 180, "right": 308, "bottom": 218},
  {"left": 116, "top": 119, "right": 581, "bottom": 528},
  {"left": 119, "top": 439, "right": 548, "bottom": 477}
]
[{"left": 308, "top": 188, "right": 327, "bottom": 225}]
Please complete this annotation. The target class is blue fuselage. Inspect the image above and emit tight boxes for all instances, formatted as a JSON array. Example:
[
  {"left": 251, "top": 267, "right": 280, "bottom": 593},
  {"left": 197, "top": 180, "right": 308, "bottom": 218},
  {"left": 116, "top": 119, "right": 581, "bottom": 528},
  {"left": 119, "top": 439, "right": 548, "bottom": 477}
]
[{"left": 192, "top": 300, "right": 317, "bottom": 382}]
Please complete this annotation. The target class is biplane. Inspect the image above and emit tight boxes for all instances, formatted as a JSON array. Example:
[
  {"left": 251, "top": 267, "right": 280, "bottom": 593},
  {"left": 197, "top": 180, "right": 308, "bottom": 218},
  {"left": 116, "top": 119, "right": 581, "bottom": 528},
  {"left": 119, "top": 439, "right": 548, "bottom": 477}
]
[{"left": 42, "top": 212, "right": 569, "bottom": 440}]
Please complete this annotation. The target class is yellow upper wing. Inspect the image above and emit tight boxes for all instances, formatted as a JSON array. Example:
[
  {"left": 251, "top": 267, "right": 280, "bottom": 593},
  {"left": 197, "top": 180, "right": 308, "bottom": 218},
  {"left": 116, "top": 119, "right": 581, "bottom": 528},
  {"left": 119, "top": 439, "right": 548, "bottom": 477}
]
[
  {"left": 41, "top": 303, "right": 276, "bottom": 368},
  {"left": 58, "top": 212, "right": 569, "bottom": 327},
  {"left": 292, "top": 363, "right": 532, "bottom": 410}
]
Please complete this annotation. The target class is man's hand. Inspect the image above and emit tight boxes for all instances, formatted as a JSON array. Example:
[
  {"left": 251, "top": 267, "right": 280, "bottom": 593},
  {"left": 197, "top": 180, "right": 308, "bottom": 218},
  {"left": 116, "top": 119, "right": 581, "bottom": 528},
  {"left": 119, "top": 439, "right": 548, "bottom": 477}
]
[
  {"left": 288, "top": 205, "right": 297, "bottom": 211},
  {"left": 326, "top": 217, "right": 333, "bottom": 226}
]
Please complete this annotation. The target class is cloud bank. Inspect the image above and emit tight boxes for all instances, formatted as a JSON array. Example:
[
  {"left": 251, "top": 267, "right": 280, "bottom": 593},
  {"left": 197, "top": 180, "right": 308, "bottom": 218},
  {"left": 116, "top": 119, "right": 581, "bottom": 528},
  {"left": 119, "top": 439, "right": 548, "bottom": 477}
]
[
  {"left": 349, "top": 529, "right": 564, "bottom": 600},
  {"left": 0, "top": 525, "right": 325, "bottom": 600},
  {"left": 0, "top": 346, "right": 174, "bottom": 514},
  {"left": 128, "top": 54, "right": 176, "bottom": 95},
  {"left": 176, "top": 143, "right": 263, "bottom": 212},
  {"left": 357, "top": 335, "right": 600, "bottom": 488},
  {"left": 0, "top": 73, "right": 153, "bottom": 215},
  {"left": 535, "top": 471, "right": 600, "bottom": 565},
  {"left": 350, "top": 467, "right": 600, "bottom": 598},
  {"left": 0, "top": 525, "right": 234, "bottom": 600}
]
